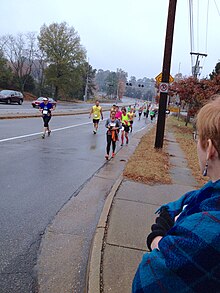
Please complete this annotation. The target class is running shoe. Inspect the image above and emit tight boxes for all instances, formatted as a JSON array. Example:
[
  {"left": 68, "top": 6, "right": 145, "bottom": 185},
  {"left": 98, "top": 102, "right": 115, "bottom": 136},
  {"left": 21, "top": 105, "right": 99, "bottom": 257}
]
[
  {"left": 105, "top": 154, "right": 109, "bottom": 160},
  {"left": 93, "top": 130, "right": 97, "bottom": 134},
  {"left": 112, "top": 153, "right": 115, "bottom": 158},
  {"left": 48, "top": 130, "right": 51, "bottom": 136},
  {"left": 126, "top": 139, "right": 129, "bottom": 145},
  {"left": 42, "top": 134, "right": 45, "bottom": 139},
  {"left": 121, "top": 143, "right": 123, "bottom": 146}
]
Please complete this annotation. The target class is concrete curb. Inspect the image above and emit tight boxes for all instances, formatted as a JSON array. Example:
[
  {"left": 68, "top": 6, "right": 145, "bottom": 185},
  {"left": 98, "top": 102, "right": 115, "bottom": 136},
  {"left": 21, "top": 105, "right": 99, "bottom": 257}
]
[
  {"left": 0, "top": 110, "right": 90, "bottom": 120},
  {"left": 0, "top": 103, "right": 131, "bottom": 120},
  {"left": 86, "top": 175, "right": 123, "bottom": 293},
  {"left": 85, "top": 125, "right": 154, "bottom": 293},
  {"left": 0, "top": 109, "right": 102, "bottom": 120}
]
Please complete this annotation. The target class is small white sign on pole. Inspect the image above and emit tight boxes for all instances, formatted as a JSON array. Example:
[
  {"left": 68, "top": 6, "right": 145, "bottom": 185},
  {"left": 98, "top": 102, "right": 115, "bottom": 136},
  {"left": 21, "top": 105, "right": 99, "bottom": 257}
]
[{"left": 159, "top": 82, "right": 169, "bottom": 93}]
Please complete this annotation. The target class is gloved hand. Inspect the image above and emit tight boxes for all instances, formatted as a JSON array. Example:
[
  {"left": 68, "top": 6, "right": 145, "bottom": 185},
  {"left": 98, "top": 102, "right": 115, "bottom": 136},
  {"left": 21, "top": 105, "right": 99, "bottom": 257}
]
[{"left": 147, "top": 207, "right": 174, "bottom": 251}]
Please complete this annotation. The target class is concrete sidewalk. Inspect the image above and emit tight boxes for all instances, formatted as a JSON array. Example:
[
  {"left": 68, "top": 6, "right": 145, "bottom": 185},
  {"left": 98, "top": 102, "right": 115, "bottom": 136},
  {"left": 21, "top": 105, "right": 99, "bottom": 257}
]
[{"left": 87, "top": 132, "right": 198, "bottom": 292}]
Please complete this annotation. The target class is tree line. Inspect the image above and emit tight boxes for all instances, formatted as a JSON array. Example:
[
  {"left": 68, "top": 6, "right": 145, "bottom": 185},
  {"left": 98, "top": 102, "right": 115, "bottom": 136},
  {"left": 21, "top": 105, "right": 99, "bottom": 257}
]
[
  {"left": 0, "top": 20, "right": 219, "bottom": 106},
  {"left": 95, "top": 69, "right": 156, "bottom": 101},
  {"left": 0, "top": 21, "right": 156, "bottom": 101},
  {"left": 0, "top": 22, "right": 96, "bottom": 100}
]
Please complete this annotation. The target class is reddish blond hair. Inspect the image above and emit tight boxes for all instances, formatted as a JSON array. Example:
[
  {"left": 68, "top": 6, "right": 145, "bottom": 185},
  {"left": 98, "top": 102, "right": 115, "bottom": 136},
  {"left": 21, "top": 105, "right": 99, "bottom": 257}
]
[{"left": 196, "top": 95, "right": 220, "bottom": 158}]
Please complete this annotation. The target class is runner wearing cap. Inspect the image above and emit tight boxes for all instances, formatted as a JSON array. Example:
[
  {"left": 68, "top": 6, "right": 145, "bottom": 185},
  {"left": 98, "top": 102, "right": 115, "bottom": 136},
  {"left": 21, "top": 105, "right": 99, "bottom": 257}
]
[{"left": 39, "top": 97, "right": 55, "bottom": 139}]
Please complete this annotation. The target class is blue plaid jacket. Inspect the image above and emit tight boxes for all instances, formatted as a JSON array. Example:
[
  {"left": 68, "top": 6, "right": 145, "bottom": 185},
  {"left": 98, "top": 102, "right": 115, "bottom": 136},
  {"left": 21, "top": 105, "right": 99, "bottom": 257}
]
[{"left": 132, "top": 180, "right": 220, "bottom": 293}]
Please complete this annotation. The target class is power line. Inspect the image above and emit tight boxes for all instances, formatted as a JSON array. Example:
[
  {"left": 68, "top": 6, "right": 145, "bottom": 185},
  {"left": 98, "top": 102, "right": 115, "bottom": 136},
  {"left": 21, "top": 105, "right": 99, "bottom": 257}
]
[
  {"left": 189, "top": 0, "right": 194, "bottom": 70},
  {"left": 197, "top": 0, "right": 199, "bottom": 52},
  {"left": 205, "top": 0, "right": 210, "bottom": 53},
  {"left": 214, "top": 0, "right": 220, "bottom": 16},
  {"left": 188, "top": 0, "right": 209, "bottom": 77}
]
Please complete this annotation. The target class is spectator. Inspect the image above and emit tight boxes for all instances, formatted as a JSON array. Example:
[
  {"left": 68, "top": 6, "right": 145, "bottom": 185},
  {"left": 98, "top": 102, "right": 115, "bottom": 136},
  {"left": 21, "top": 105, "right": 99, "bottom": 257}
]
[{"left": 132, "top": 95, "right": 220, "bottom": 292}]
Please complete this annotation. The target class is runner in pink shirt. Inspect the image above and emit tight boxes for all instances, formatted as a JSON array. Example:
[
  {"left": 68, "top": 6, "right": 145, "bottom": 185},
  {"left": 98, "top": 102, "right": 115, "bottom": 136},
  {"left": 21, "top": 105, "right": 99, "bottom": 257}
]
[{"left": 115, "top": 106, "right": 122, "bottom": 121}]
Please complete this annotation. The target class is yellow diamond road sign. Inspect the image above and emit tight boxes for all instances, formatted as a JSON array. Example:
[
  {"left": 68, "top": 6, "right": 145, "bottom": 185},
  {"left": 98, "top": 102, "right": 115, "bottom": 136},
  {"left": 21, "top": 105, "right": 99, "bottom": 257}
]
[{"left": 155, "top": 72, "right": 174, "bottom": 84}]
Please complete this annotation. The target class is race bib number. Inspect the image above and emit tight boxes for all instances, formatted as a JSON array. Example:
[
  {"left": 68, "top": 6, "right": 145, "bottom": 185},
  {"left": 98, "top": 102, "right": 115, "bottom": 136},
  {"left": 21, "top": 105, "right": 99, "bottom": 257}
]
[
  {"left": 43, "top": 110, "right": 48, "bottom": 115},
  {"left": 121, "top": 126, "right": 124, "bottom": 131},
  {"left": 94, "top": 114, "right": 98, "bottom": 118},
  {"left": 110, "top": 122, "right": 116, "bottom": 127}
]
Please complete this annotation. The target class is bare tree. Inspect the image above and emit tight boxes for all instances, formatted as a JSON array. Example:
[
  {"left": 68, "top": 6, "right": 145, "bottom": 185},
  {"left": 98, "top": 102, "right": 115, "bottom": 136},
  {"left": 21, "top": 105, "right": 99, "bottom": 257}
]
[
  {"left": 32, "top": 48, "right": 47, "bottom": 96},
  {"left": 0, "top": 32, "right": 37, "bottom": 92}
]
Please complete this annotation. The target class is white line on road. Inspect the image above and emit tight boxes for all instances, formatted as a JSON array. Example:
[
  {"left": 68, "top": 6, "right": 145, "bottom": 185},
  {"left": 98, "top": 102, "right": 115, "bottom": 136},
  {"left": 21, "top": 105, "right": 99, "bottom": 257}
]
[
  {"left": 135, "top": 126, "right": 148, "bottom": 133},
  {"left": 0, "top": 118, "right": 149, "bottom": 143},
  {"left": 0, "top": 121, "right": 93, "bottom": 143},
  {"left": 135, "top": 123, "right": 154, "bottom": 133}
]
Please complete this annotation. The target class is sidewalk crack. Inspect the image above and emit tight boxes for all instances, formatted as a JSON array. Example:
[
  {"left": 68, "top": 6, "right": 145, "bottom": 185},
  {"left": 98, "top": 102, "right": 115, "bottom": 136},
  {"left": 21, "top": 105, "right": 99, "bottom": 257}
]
[
  {"left": 106, "top": 242, "right": 148, "bottom": 252},
  {"left": 115, "top": 197, "right": 160, "bottom": 206}
]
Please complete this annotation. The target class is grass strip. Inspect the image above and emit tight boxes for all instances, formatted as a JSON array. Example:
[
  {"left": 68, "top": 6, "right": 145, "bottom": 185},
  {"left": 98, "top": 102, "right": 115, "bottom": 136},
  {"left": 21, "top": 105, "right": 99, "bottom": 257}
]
[{"left": 123, "top": 126, "right": 171, "bottom": 185}]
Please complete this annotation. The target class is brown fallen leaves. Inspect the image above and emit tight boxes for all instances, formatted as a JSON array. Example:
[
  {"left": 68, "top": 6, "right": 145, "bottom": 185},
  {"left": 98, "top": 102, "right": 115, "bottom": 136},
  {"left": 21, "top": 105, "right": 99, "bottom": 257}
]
[
  {"left": 123, "top": 126, "right": 172, "bottom": 185},
  {"left": 124, "top": 116, "right": 208, "bottom": 187}
]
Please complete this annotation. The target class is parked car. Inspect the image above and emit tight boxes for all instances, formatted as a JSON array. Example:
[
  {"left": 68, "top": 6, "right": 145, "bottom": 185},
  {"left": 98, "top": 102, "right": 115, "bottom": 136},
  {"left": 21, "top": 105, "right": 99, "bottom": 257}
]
[
  {"left": 0, "top": 90, "right": 23, "bottom": 105},
  {"left": 31, "top": 97, "right": 57, "bottom": 108}
]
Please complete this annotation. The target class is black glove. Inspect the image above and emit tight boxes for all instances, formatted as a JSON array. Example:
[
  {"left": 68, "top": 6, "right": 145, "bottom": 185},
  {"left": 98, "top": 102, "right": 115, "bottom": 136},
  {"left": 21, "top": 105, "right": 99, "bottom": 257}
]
[{"left": 147, "top": 207, "right": 174, "bottom": 251}]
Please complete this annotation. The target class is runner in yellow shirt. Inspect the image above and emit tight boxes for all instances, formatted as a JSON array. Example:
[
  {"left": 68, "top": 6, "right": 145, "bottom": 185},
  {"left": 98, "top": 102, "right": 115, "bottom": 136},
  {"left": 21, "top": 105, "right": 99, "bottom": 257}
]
[
  {"left": 121, "top": 107, "right": 130, "bottom": 146},
  {"left": 128, "top": 108, "right": 135, "bottom": 133},
  {"left": 89, "top": 100, "right": 103, "bottom": 134}
]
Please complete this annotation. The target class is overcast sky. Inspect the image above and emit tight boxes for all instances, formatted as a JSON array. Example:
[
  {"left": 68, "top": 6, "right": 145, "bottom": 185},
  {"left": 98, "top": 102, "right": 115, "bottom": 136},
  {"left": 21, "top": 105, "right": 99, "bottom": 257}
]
[{"left": 0, "top": 0, "right": 219, "bottom": 80}]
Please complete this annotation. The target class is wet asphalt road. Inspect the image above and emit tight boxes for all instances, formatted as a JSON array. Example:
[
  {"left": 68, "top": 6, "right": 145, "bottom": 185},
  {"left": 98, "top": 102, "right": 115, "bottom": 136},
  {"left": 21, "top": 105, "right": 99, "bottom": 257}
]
[{"left": 0, "top": 111, "right": 148, "bottom": 292}]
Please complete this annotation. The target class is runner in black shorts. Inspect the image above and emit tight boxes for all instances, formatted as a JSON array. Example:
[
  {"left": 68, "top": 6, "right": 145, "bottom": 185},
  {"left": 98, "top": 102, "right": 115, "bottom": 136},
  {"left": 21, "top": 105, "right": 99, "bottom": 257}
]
[
  {"left": 121, "top": 107, "right": 130, "bottom": 146},
  {"left": 128, "top": 108, "right": 135, "bottom": 132},
  {"left": 89, "top": 100, "right": 103, "bottom": 134},
  {"left": 39, "top": 97, "right": 55, "bottom": 138}
]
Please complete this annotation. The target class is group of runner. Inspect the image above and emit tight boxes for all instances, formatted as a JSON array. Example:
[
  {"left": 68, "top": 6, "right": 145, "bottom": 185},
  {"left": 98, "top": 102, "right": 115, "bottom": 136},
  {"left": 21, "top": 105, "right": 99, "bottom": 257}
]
[
  {"left": 136, "top": 103, "right": 156, "bottom": 122},
  {"left": 37, "top": 98, "right": 152, "bottom": 161},
  {"left": 89, "top": 100, "right": 137, "bottom": 160}
]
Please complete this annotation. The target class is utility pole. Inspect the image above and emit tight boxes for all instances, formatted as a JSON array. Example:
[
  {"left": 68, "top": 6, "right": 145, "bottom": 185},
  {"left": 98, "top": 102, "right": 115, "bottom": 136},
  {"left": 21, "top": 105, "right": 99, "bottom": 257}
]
[
  {"left": 84, "top": 59, "right": 89, "bottom": 102},
  {"left": 178, "top": 62, "right": 181, "bottom": 74},
  {"left": 155, "top": 0, "right": 177, "bottom": 149},
  {"left": 84, "top": 74, "right": 88, "bottom": 102},
  {"left": 116, "top": 84, "right": 119, "bottom": 101},
  {"left": 190, "top": 52, "right": 207, "bottom": 78}
]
